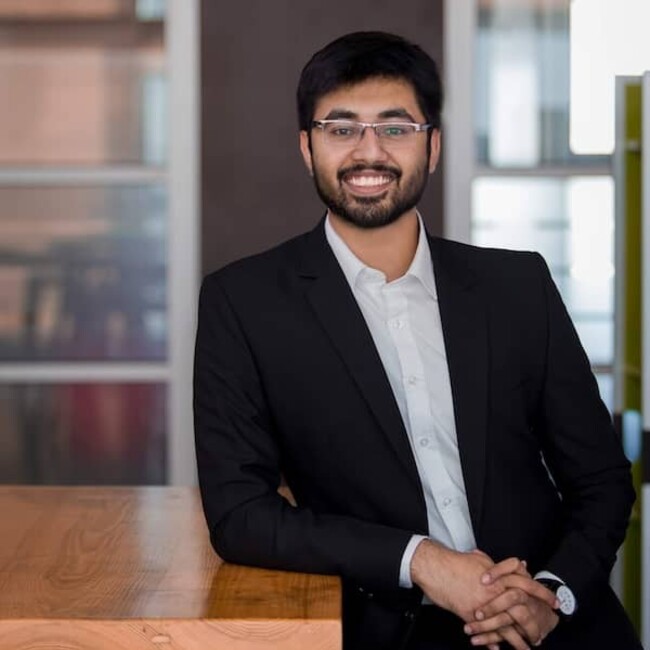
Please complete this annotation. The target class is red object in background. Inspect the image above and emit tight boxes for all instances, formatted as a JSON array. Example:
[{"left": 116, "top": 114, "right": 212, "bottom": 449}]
[{"left": 65, "top": 384, "right": 159, "bottom": 462}]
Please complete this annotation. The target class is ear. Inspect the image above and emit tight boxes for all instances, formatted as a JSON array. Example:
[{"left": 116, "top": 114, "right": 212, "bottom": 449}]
[
  {"left": 299, "top": 131, "right": 314, "bottom": 176},
  {"left": 428, "top": 129, "right": 441, "bottom": 174}
]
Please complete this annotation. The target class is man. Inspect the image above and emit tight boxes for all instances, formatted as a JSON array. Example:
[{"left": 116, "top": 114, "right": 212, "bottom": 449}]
[{"left": 194, "top": 32, "right": 640, "bottom": 650}]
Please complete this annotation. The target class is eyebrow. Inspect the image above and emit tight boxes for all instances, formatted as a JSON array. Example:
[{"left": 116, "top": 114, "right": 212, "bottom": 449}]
[
  {"left": 322, "top": 109, "right": 357, "bottom": 120},
  {"left": 321, "top": 107, "right": 418, "bottom": 122},
  {"left": 378, "top": 108, "right": 418, "bottom": 121}
]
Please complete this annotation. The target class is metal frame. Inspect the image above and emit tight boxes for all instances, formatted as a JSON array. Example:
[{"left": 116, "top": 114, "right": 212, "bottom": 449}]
[
  {"left": 443, "top": 0, "right": 475, "bottom": 244},
  {"left": 167, "top": 0, "right": 200, "bottom": 486},
  {"left": 475, "top": 165, "right": 612, "bottom": 178},
  {"left": 641, "top": 68, "right": 650, "bottom": 650},
  {"left": 0, "top": 364, "right": 168, "bottom": 382},
  {"left": 612, "top": 77, "right": 636, "bottom": 417},
  {"left": 0, "top": 167, "right": 165, "bottom": 185},
  {"left": 611, "top": 75, "right": 640, "bottom": 601}
]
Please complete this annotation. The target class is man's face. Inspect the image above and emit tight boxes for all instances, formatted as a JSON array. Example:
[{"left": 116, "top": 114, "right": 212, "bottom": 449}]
[{"left": 299, "top": 77, "right": 440, "bottom": 229}]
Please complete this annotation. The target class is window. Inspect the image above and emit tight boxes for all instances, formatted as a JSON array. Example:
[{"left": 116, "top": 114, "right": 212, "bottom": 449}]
[{"left": 0, "top": 0, "right": 198, "bottom": 485}]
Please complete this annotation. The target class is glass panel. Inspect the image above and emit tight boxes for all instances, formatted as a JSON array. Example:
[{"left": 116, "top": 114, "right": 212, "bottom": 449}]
[
  {"left": 595, "top": 373, "right": 614, "bottom": 413},
  {"left": 0, "top": 37, "right": 166, "bottom": 165},
  {"left": 570, "top": 0, "right": 650, "bottom": 154},
  {"left": 475, "top": 0, "right": 608, "bottom": 168},
  {"left": 0, "top": 383, "right": 166, "bottom": 485},
  {"left": 136, "top": 0, "right": 166, "bottom": 21},
  {"left": 561, "top": 275, "right": 613, "bottom": 314},
  {"left": 565, "top": 176, "right": 615, "bottom": 312},
  {"left": 473, "top": 227, "right": 568, "bottom": 270},
  {"left": 0, "top": 186, "right": 167, "bottom": 361},
  {"left": 473, "top": 176, "right": 566, "bottom": 224},
  {"left": 472, "top": 176, "right": 614, "bottom": 365},
  {"left": 574, "top": 320, "right": 613, "bottom": 367}
]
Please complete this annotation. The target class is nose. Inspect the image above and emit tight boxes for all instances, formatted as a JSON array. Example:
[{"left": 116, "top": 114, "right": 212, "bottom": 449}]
[{"left": 350, "top": 126, "right": 389, "bottom": 162}]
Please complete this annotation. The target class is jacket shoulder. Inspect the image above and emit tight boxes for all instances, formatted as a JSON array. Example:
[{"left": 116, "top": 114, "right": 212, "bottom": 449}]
[
  {"left": 433, "top": 236, "right": 540, "bottom": 263},
  {"left": 432, "top": 236, "right": 546, "bottom": 285}
]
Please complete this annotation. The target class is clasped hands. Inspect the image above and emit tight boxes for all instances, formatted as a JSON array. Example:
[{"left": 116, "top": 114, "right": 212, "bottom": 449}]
[{"left": 410, "top": 540, "right": 560, "bottom": 650}]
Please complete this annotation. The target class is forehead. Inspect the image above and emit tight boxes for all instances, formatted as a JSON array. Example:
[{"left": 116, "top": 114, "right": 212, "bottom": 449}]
[{"left": 312, "top": 77, "right": 423, "bottom": 121}]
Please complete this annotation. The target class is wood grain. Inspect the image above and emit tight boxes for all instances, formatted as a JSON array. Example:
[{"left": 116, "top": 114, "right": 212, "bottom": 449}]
[{"left": 0, "top": 487, "right": 341, "bottom": 649}]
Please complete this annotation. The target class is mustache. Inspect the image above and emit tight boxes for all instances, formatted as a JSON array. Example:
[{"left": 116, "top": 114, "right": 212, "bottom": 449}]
[{"left": 337, "top": 164, "right": 401, "bottom": 183}]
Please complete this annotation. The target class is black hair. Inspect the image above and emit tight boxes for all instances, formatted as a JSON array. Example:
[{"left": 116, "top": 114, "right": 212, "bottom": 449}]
[{"left": 297, "top": 31, "right": 443, "bottom": 132}]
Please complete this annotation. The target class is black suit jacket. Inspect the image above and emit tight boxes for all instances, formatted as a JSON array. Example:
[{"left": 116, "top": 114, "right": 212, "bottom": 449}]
[{"left": 194, "top": 219, "right": 638, "bottom": 649}]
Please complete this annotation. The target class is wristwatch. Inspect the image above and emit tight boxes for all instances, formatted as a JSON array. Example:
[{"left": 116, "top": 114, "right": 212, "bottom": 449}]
[{"left": 536, "top": 578, "right": 577, "bottom": 621}]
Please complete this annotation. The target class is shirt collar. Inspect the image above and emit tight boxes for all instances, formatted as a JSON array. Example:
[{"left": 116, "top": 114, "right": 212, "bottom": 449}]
[{"left": 324, "top": 212, "right": 438, "bottom": 300}]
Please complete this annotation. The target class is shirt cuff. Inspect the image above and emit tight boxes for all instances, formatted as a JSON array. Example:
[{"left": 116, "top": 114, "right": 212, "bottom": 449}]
[
  {"left": 399, "top": 535, "right": 428, "bottom": 588},
  {"left": 534, "top": 570, "right": 565, "bottom": 584}
]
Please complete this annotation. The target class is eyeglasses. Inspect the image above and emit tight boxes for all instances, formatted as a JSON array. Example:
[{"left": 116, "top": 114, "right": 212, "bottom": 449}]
[{"left": 312, "top": 120, "right": 432, "bottom": 147}]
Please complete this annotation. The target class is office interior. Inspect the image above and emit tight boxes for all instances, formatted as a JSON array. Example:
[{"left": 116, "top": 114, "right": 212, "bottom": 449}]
[{"left": 0, "top": 0, "right": 648, "bottom": 646}]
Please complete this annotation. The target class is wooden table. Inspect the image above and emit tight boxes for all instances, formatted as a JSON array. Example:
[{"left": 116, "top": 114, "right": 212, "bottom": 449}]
[{"left": 0, "top": 487, "right": 341, "bottom": 650}]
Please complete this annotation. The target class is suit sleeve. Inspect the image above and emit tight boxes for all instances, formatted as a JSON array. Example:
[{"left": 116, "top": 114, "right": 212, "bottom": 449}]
[
  {"left": 193, "top": 274, "right": 413, "bottom": 590},
  {"left": 533, "top": 253, "right": 635, "bottom": 607}
]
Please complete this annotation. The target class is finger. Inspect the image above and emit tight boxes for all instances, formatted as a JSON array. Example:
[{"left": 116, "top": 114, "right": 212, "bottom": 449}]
[
  {"left": 468, "top": 630, "right": 505, "bottom": 646},
  {"left": 492, "top": 574, "right": 559, "bottom": 609},
  {"left": 475, "top": 588, "right": 529, "bottom": 620},
  {"left": 481, "top": 556, "right": 523, "bottom": 585},
  {"left": 499, "top": 624, "right": 532, "bottom": 650},
  {"left": 514, "top": 625, "right": 542, "bottom": 646},
  {"left": 522, "top": 604, "right": 560, "bottom": 645},
  {"left": 470, "top": 626, "right": 530, "bottom": 650},
  {"left": 515, "top": 560, "right": 531, "bottom": 578},
  {"left": 507, "top": 604, "right": 540, "bottom": 645},
  {"left": 465, "top": 611, "right": 513, "bottom": 635}
]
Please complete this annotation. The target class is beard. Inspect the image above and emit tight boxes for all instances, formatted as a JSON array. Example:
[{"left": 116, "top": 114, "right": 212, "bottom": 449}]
[{"left": 312, "top": 160, "right": 429, "bottom": 229}]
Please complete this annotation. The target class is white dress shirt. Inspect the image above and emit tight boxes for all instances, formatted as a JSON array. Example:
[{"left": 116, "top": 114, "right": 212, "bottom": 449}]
[{"left": 325, "top": 214, "right": 476, "bottom": 589}]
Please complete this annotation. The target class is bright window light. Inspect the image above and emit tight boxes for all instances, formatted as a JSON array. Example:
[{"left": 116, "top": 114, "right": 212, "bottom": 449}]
[
  {"left": 570, "top": 0, "right": 650, "bottom": 155},
  {"left": 567, "top": 177, "right": 614, "bottom": 283},
  {"left": 489, "top": 59, "right": 540, "bottom": 167},
  {"left": 136, "top": 0, "right": 165, "bottom": 21}
]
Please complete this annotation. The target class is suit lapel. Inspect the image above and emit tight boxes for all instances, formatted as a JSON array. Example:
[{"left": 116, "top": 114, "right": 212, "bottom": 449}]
[
  {"left": 429, "top": 236, "right": 488, "bottom": 536},
  {"left": 296, "top": 223, "right": 421, "bottom": 486}
]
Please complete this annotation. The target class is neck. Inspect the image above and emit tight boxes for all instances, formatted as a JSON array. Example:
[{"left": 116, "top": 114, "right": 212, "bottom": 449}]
[{"left": 329, "top": 210, "right": 419, "bottom": 282}]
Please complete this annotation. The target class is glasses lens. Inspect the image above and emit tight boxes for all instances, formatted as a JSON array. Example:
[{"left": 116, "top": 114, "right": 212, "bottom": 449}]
[
  {"left": 375, "top": 123, "right": 418, "bottom": 141},
  {"left": 322, "top": 121, "right": 362, "bottom": 144}
]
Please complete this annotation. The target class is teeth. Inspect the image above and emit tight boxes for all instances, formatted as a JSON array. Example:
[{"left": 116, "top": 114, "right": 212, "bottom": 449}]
[{"left": 347, "top": 175, "right": 392, "bottom": 187}]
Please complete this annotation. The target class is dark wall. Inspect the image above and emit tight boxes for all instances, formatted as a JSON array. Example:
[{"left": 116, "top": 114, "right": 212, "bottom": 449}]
[{"left": 201, "top": 2, "right": 444, "bottom": 276}]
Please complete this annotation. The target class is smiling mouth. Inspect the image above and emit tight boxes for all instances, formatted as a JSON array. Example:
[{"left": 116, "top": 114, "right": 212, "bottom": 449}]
[
  {"left": 347, "top": 174, "right": 393, "bottom": 187},
  {"left": 340, "top": 167, "right": 399, "bottom": 195}
]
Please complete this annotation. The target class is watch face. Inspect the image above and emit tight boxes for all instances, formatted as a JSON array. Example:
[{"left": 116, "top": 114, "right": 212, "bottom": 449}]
[{"left": 556, "top": 585, "right": 576, "bottom": 616}]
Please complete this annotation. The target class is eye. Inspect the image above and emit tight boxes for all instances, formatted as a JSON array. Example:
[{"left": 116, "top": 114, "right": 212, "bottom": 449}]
[
  {"left": 380, "top": 124, "right": 413, "bottom": 138},
  {"left": 326, "top": 122, "right": 359, "bottom": 138}
]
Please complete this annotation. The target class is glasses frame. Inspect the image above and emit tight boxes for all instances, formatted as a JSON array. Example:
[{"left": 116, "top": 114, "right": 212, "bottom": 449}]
[{"left": 311, "top": 119, "right": 433, "bottom": 146}]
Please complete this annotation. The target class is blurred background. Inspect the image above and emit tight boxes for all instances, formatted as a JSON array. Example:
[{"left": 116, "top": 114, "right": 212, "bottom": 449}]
[
  {"left": 0, "top": 0, "right": 173, "bottom": 489},
  {"left": 0, "top": 0, "right": 648, "bottom": 642}
]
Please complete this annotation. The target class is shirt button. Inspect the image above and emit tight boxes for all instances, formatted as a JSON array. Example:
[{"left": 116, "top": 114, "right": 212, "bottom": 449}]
[
  {"left": 391, "top": 319, "right": 403, "bottom": 329},
  {"left": 407, "top": 376, "right": 417, "bottom": 385},
  {"left": 442, "top": 497, "right": 452, "bottom": 508},
  {"left": 419, "top": 438, "right": 430, "bottom": 447}
]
